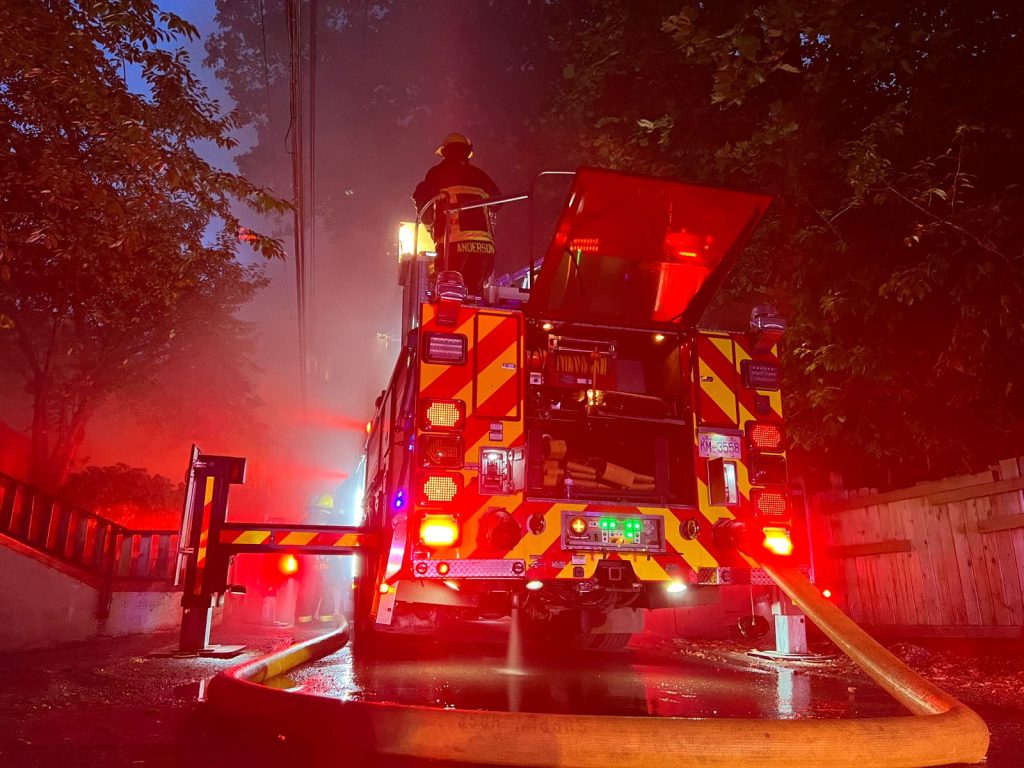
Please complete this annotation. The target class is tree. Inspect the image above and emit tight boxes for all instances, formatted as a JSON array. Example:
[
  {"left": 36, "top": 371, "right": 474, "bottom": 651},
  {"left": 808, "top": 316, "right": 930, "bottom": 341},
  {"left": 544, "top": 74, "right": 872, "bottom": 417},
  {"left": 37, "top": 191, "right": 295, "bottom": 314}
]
[
  {"left": 0, "top": 0, "right": 289, "bottom": 489},
  {"left": 61, "top": 463, "right": 182, "bottom": 528},
  {"left": 542, "top": 0, "right": 1024, "bottom": 486}
]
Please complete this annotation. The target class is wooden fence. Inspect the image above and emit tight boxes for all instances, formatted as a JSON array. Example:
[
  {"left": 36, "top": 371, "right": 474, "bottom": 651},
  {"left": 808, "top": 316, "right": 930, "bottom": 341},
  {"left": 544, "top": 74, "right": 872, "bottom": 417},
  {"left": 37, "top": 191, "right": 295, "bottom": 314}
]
[{"left": 812, "top": 457, "right": 1024, "bottom": 638}]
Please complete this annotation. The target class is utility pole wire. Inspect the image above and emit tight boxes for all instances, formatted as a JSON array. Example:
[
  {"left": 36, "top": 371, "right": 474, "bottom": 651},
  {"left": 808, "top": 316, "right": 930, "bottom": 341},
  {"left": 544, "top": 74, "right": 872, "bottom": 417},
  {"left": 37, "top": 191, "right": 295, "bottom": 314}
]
[
  {"left": 308, "top": 0, "right": 318, "bottom": 326},
  {"left": 286, "top": 0, "right": 308, "bottom": 412}
]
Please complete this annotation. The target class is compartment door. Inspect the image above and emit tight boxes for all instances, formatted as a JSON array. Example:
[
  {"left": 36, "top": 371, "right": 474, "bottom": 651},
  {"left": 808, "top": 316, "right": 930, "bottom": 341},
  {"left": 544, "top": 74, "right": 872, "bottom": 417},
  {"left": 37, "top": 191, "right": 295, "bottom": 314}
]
[
  {"left": 473, "top": 311, "right": 522, "bottom": 420},
  {"left": 696, "top": 334, "right": 738, "bottom": 427}
]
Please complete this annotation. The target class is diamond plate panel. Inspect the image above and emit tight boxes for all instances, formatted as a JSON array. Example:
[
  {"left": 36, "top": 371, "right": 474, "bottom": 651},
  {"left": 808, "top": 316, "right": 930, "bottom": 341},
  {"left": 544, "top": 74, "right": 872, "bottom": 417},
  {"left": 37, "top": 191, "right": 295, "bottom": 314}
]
[
  {"left": 413, "top": 559, "right": 525, "bottom": 579},
  {"left": 698, "top": 566, "right": 810, "bottom": 586}
]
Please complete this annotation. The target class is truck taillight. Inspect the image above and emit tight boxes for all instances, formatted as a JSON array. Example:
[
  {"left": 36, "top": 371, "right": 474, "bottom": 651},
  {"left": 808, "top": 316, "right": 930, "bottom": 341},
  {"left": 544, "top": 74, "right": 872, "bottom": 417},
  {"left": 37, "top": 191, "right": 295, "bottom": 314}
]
[
  {"left": 419, "top": 515, "right": 460, "bottom": 547},
  {"left": 418, "top": 472, "right": 463, "bottom": 505},
  {"left": 762, "top": 526, "right": 793, "bottom": 556},
  {"left": 749, "top": 454, "right": 787, "bottom": 485},
  {"left": 420, "top": 434, "right": 464, "bottom": 468},
  {"left": 746, "top": 422, "right": 784, "bottom": 452},
  {"left": 423, "top": 332, "right": 467, "bottom": 364},
  {"left": 751, "top": 488, "right": 788, "bottom": 517},
  {"left": 420, "top": 399, "right": 466, "bottom": 431}
]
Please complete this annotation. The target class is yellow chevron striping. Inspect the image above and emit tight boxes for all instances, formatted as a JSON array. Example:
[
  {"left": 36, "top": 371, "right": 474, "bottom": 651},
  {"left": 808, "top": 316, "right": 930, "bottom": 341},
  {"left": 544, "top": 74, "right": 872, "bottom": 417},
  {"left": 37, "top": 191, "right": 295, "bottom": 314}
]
[
  {"left": 522, "top": 503, "right": 584, "bottom": 559},
  {"left": 627, "top": 554, "right": 670, "bottom": 581},
  {"left": 699, "top": 342, "right": 737, "bottom": 424},
  {"left": 232, "top": 530, "right": 271, "bottom": 545},
  {"left": 475, "top": 339, "right": 518, "bottom": 409},
  {"left": 466, "top": 420, "right": 523, "bottom": 461},
  {"left": 711, "top": 336, "right": 734, "bottom": 358},
  {"left": 639, "top": 506, "right": 719, "bottom": 570},
  {"left": 739, "top": 402, "right": 756, "bottom": 428},
  {"left": 452, "top": 380, "right": 474, "bottom": 410},
  {"left": 696, "top": 477, "right": 736, "bottom": 524},
  {"left": 279, "top": 531, "right": 317, "bottom": 546}
]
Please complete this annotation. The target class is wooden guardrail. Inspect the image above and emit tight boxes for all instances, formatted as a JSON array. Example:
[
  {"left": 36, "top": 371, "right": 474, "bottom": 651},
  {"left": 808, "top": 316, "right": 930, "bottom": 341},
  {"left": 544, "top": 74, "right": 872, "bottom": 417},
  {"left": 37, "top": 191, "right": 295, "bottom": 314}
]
[
  {"left": 0, "top": 472, "right": 179, "bottom": 616},
  {"left": 812, "top": 457, "right": 1024, "bottom": 638}
]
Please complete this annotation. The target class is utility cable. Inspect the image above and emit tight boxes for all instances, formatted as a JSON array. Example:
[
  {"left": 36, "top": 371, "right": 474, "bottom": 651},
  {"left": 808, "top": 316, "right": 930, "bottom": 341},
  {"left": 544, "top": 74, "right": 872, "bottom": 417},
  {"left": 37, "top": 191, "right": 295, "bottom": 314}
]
[
  {"left": 286, "top": 0, "right": 308, "bottom": 411},
  {"left": 307, "top": 0, "right": 318, "bottom": 334},
  {"left": 257, "top": 0, "right": 272, "bottom": 119}
]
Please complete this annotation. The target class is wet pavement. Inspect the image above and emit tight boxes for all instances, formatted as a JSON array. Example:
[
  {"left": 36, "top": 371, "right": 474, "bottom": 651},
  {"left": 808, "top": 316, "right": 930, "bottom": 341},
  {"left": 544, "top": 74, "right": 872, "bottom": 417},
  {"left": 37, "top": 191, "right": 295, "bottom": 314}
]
[
  {"left": 0, "top": 619, "right": 1020, "bottom": 768},
  {"left": 278, "top": 618, "right": 904, "bottom": 721}
]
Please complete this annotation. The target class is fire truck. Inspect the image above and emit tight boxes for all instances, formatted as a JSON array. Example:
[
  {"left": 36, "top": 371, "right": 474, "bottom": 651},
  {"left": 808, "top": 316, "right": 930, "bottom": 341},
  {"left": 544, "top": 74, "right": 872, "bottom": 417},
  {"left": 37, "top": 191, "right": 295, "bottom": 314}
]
[{"left": 357, "top": 167, "right": 795, "bottom": 649}]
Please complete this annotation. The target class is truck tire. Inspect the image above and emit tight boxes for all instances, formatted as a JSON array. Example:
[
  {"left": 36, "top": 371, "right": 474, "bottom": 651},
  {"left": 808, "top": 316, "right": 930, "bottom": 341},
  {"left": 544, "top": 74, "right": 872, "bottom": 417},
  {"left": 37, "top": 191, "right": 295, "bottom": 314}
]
[{"left": 583, "top": 632, "right": 633, "bottom": 651}]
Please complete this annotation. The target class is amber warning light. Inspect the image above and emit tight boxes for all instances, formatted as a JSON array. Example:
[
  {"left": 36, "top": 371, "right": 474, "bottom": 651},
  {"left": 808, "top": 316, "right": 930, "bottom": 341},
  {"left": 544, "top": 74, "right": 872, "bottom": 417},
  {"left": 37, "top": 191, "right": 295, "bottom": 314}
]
[
  {"left": 762, "top": 527, "right": 793, "bottom": 557},
  {"left": 419, "top": 515, "right": 460, "bottom": 547},
  {"left": 420, "top": 399, "right": 466, "bottom": 431},
  {"left": 419, "top": 473, "right": 463, "bottom": 505}
]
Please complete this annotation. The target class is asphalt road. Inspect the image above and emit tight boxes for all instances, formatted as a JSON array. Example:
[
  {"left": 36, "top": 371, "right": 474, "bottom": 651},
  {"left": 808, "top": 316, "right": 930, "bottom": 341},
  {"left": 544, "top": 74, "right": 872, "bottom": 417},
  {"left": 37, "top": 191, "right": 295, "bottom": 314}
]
[
  {"left": 0, "top": 620, "right": 1020, "bottom": 768},
  {"left": 281, "top": 618, "right": 903, "bottom": 721}
]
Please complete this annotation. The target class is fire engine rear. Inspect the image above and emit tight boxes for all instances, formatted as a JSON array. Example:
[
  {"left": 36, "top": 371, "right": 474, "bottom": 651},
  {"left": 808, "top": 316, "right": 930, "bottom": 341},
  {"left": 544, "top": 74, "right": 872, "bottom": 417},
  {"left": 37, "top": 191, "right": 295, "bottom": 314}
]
[{"left": 358, "top": 168, "right": 796, "bottom": 649}]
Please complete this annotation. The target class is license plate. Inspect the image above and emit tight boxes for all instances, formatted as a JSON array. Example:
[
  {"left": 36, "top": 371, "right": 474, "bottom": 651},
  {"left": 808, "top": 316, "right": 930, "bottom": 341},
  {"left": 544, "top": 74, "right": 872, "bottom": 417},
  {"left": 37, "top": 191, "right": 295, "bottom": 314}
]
[{"left": 699, "top": 431, "right": 743, "bottom": 459}]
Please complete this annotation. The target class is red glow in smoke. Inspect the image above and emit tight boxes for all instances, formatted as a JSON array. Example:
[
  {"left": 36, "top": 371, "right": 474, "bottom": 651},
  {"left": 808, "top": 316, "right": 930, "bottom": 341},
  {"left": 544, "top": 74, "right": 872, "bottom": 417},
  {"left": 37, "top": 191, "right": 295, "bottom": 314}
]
[{"left": 286, "top": 405, "right": 368, "bottom": 433}]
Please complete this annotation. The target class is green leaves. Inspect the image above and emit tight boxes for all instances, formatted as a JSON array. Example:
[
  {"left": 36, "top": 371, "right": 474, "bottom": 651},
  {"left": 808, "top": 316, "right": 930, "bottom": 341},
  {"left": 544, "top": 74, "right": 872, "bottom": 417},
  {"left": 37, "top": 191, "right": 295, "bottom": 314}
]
[
  {"left": 544, "top": 0, "right": 1024, "bottom": 485},
  {"left": 0, "top": 0, "right": 285, "bottom": 486}
]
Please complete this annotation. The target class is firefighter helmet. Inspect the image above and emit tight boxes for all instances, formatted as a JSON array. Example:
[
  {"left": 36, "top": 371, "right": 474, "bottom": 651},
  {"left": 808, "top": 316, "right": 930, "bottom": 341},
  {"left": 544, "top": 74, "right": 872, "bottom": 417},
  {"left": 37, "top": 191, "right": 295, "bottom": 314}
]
[
  {"left": 436, "top": 132, "right": 473, "bottom": 158},
  {"left": 310, "top": 493, "right": 334, "bottom": 511}
]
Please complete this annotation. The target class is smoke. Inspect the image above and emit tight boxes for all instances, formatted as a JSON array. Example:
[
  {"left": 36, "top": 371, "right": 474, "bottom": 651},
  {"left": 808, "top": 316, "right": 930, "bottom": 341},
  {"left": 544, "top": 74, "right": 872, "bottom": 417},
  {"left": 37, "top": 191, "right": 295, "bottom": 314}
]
[{"left": 7, "top": 1, "right": 578, "bottom": 525}]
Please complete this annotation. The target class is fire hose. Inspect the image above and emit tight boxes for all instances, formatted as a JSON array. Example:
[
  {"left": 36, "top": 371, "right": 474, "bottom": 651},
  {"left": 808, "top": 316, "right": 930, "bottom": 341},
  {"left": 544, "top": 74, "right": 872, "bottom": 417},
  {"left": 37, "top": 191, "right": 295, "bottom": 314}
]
[{"left": 207, "top": 566, "right": 989, "bottom": 767}]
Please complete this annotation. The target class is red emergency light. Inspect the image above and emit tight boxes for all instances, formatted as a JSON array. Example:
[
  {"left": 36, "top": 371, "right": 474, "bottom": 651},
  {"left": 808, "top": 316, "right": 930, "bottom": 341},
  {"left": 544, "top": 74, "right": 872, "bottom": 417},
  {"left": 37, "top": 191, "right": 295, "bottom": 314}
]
[
  {"left": 278, "top": 554, "right": 299, "bottom": 576},
  {"left": 746, "top": 422, "right": 785, "bottom": 452},
  {"left": 751, "top": 488, "right": 788, "bottom": 517},
  {"left": 420, "top": 434, "right": 464, "bottom": 469},
  {"left": 569, "top": 237, "right": 599, "bottom": 253},
  {"left": 420, "top": 399, "right": 466, "bottom": 432}
]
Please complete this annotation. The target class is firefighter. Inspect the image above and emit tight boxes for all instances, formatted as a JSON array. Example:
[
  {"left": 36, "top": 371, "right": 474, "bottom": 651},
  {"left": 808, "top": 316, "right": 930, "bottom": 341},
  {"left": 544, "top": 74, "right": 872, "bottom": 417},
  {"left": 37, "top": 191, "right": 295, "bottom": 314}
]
[
  {"left": 294, "top": 493, "right": 343, "bottom": 626},
  {"left": 413, "top": 132, "right": 501, "bottom": 295}
]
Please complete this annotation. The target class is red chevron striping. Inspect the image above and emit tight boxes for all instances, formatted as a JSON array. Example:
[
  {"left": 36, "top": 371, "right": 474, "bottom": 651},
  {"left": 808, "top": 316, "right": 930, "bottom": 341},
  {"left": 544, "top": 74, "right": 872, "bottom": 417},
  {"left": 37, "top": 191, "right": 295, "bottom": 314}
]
[
  {"left": 698, "top": 336, "right": 738, "bottom": 386},
  {"left": 420, "top": 348, "right": 475, "bottom": 401},
  {"left": 666, "top": 506, "right": 747, "bottom": 568},
  {"left": 698, "top": 390, "right": 734, "bottom": 428},
  {"left": 525, "top": 526, "right": 575, "bottom": 579},
  {"left": 461, "top": 380, "right": 524, "bottom": 452},
  {"left": 733, "top": 335, "right": 784, "bottom": 425},
  {"left": 473, "top": 313, "right": 519, "bottom": 373},
  {"left": 419, "top": 312, "right": 515, "bottom": 403},
  {"left": 475, "top": 370, "right": 520, "bottom": 422}
]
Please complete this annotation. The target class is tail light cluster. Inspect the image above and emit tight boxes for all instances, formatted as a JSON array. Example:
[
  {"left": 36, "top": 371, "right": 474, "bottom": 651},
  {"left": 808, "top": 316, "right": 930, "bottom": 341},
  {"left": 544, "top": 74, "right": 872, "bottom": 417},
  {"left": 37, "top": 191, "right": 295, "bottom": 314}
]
[
  {"left": 420, "top": 398, "right": 466, "bottom": 431},
  {"left": 417, "top": 397, "right": 467, "bottom": 548},
  {"left": 419, "top": 473, "right": 462, "bottom": 505},
  {"left": 745, "top": 419, "right": 791, "bottom": 556},
  {"left": 423, "top": 332, "right": 467, "bottom": 364}
]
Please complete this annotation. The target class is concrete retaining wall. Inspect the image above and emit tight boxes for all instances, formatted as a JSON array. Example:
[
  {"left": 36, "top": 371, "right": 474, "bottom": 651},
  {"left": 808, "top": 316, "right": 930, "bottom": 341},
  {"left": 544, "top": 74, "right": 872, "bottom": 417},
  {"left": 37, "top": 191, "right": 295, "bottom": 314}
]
[{"left": 0, "top": 534, "right": 181, "bottom": 652}]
